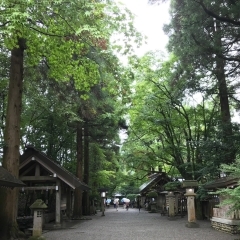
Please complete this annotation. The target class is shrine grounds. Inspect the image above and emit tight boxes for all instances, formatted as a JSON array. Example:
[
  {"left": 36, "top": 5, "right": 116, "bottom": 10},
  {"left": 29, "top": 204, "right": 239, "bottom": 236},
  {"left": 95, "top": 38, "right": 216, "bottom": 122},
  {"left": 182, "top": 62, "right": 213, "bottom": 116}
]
[{"left": 42, "top": 207, "right": 239, "bottom": 240}]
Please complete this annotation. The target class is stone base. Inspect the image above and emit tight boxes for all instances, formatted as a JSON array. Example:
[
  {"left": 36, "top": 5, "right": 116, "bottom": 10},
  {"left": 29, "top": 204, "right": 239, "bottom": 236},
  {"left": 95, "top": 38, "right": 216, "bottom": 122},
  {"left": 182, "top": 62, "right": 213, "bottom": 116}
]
[
  {"left": 185, "top": 222, "right": 199, "bottom": 228},
  {"left": 211, "top": 217, "right": 240, "bottom": 234},
  {"left": 53, "top": 223, "right": 62, "bottom": 229},
  {"left": 32, "top": 228, "right": 42, "bottom": 237}
]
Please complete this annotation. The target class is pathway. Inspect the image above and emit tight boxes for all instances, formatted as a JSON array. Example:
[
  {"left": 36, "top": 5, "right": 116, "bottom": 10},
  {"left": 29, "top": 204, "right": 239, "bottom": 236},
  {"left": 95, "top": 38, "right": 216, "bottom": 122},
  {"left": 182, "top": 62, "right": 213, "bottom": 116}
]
[{"left": 43, "top": 207, "right": 238, "bottom": 240}]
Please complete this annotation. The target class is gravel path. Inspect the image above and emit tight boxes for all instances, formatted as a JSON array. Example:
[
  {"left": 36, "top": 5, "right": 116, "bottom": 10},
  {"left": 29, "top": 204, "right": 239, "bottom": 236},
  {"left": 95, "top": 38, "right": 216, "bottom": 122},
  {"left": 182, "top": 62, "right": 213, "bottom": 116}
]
[{"left": 43, "top": 207, "right": 239, "bottom": 240}]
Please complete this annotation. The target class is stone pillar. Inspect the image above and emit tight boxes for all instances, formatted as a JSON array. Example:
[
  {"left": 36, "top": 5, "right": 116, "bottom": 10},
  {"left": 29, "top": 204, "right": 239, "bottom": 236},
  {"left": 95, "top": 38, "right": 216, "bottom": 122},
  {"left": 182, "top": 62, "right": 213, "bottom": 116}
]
[
  {"left": 166, "top": 191, "right": 175, "bottom": 219},
  {"left": 184, "top": 188, "right": 199, "bottom": 228},
  {"left": 55, "top": 179, "right": 61, "bottom": 225},
  {"left": 30, "top": 199, "right": 47, "bottom": 237}
]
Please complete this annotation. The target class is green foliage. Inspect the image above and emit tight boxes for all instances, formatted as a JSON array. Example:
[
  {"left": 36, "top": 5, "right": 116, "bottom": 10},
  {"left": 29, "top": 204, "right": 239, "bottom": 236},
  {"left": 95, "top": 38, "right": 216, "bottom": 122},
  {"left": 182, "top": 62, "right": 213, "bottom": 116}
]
[
  {"left": 0, "top": 0, "right": 142, "bottom": 237},
  {"left": 126, "top": 194, "right": 137, "bottom": 201},
  {"left": 163, "top": 181, "right": 181, "bottom": 191},
  {"left": 165, "top": 0, "right": 239, "bottom": 166},
  {"left": 216, "top": 157, "right": 240, "bottom": 214},
  {"left": 146, "top": 191, "right": 158, "bottom": 198},
  {"left": 122, "top": 51, "right": 224, "bottom": 181},
  {"left": 1, "top": 0, "right": 143, "bottom": 98},
  {"left": 196, "top": 185, "right": 210, "bottom": 201},
  {"left": 114, "top": 177, "right": 140, "bottom": 197}
]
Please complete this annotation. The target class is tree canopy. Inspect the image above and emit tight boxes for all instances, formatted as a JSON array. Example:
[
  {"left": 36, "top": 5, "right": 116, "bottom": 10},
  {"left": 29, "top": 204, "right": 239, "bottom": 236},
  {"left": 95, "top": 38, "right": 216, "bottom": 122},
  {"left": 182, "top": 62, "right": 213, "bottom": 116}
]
[{"left": 1, "top": 1, "right": 240, "bottom": 238}]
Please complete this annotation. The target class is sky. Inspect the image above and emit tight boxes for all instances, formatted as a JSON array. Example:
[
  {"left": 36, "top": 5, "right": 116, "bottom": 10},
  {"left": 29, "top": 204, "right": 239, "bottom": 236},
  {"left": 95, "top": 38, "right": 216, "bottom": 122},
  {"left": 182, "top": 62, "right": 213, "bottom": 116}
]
[
  {"left": 117, "top": 0, "right": 170, "bottom": 56},
  {"left": 116, "top": 0, "right": 171, "bottom": 143}
]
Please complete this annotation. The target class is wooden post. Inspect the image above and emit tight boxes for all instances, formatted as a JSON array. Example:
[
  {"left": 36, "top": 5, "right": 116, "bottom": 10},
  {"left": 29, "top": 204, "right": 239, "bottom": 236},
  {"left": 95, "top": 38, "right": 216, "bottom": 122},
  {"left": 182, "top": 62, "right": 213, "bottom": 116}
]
[
  {"left": 55, "top": 179, "right": 61, "bottom": 225},
  {"left": 66, "top": 187, "right": 72, "bottom": 219}
]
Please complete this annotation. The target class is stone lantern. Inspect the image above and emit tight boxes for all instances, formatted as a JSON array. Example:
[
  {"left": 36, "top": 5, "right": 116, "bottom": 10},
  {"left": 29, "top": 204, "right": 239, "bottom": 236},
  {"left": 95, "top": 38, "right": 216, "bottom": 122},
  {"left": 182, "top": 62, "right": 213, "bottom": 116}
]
[
  {"left": 101, "top": 190, "right": 106, "bottom": 216},
  {"left": 98, "top": 187, "right": 108, "bottom": 216},
  {"left": 182, "top": 180, "right": 199, "bottom": 228},
  {"left": 30, "top": 199, "right": 48, "bottom": 237}
]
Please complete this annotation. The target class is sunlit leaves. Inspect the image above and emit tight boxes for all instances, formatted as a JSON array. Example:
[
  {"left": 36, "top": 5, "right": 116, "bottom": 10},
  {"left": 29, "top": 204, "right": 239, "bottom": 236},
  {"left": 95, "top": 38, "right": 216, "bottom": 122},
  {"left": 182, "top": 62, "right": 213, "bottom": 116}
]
[{"left": 0, "top": 0, "right": 143, "bottom": 95}]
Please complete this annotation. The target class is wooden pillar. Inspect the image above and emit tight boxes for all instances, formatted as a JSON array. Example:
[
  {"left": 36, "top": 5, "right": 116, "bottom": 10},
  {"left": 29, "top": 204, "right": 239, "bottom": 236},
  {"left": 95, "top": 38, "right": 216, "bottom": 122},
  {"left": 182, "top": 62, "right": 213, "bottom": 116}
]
[
  {"left": 66, "top": 187, "right": 72, "bottom": 219},
  {"left": 55, "top": 179, "right": 61, "bottom": 225},
  {"left": 175, "top": 194, "right": 179, "bottom": 215}
]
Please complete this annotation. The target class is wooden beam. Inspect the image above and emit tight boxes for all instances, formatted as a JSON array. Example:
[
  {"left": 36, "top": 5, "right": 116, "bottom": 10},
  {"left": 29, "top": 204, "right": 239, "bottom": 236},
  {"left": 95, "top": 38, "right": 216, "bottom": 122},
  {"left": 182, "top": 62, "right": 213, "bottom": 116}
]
[
  {"left": 35, "top": 163, "right": 40, "bottom": 176},
  {"left": 20, "top": 176, "right": 57, "bottom": 181},
  {"left": 20, "top": 163, "right": 36, "bottom": 177},
  {"left": 20, "top": 186, "right": 56, "bottom": 191}
]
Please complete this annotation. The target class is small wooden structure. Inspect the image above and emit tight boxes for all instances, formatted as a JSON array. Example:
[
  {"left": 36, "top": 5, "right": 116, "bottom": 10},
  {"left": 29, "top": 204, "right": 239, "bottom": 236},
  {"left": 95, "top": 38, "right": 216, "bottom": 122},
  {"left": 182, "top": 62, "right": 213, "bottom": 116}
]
[
  {"left": 204, "top": 177, "right": 240, "bottom": 234},
  {"left": 139, "top": 172, "right": 170, "bottom": 211},
  {"left": 19, "top": 146, "right": 90, "bottom": 225}
]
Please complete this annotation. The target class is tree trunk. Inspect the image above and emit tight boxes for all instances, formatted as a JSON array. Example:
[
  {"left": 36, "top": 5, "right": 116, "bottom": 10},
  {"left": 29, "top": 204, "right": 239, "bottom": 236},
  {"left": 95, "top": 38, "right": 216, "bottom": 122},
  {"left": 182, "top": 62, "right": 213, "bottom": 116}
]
[
  {"left": 0, "top": 40, "right": 24, "bottom": 239},
  {"left": 82, "top": 123, "right": 90, "bottom": 215},
  {"left": 215, "top": 22, "right": 235, "bottom": 164},
  {"left": 73, "top": 126, "right": 83, "bottom": 218}
]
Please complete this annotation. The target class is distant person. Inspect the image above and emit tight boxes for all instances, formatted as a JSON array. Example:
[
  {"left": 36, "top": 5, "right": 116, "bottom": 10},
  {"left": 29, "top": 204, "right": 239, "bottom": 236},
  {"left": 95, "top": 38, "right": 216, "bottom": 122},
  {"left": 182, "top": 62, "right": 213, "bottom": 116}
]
[
  {"left": 115, "top": 199, "right": 119, "bottom": 211},
  {"left": 114, "top": 198, "right": 119, "bottom": 211},
  {"left": 121, "top": 198, "right": 125, "bottom": 209},
  {"left": 106, "top": 198, "right": 111, "bottom": 208},
  {"left": 126, "top": 202, "right": 129, "bottom": 211},
  {"left": 137, "top": 199, "right": 141, "bottom": 212}
]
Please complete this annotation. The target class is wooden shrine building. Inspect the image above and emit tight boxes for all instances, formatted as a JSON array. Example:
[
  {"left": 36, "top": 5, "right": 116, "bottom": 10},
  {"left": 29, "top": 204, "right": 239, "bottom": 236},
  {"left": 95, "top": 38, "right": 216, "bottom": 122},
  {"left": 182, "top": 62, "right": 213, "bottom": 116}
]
[
  {"left": 19, "top": 146, "right": 90, "bottom": 225},
  {"left": 139, "top": 172, "right": 170, "bottom": 211},
  {"left": 139, "top": 172, "right": 170, "bottom": 195}
]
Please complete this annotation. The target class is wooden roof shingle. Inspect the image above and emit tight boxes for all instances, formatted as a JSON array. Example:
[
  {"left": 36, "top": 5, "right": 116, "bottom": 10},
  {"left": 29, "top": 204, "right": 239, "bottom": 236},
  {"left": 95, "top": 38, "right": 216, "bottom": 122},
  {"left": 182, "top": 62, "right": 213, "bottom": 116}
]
[{"left": 0, "top": 166, "right": 25, "bottom": 189}]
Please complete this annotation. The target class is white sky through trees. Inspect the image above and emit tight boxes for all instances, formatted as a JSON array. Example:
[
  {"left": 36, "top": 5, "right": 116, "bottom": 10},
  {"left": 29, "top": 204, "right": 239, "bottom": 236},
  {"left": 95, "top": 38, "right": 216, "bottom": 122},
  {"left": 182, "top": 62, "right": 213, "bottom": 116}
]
[
  {"left": 116, "top": 0, "right": 170, "bottom": 144},
  {"left": 117, "top": 0, "right": 170, "bottom": 56},
  {"left": 116, "top": 1, "right": 240, "bottom": 125}
]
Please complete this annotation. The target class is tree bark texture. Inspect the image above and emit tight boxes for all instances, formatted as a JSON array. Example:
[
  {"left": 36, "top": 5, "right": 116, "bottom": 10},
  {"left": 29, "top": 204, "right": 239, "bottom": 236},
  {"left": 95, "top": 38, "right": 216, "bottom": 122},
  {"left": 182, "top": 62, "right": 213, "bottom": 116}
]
[
  {"left": 214, "top": 23, "right": 235, "bottom": 164},
  {"left": 0, "top": 40, "right": 24, "bottom": 239},
  {"left": 73, "top": 126, "right": 83, "bottom": 218},
  {"left": 82, "top": 123, "right": 90, "bottom": 215}
]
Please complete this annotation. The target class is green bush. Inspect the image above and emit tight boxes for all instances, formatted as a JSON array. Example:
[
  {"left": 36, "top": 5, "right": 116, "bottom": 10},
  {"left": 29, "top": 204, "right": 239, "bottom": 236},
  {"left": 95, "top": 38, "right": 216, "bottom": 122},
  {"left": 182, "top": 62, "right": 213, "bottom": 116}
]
[
  {"left": 126, "top": 194, "right": 137, "bottom": 201},
  {"left": 164, "top": 181, "right": 181, "bottom": 191},
  {"left": 146, "top": 191, "right": 158, "bottom": 198}
]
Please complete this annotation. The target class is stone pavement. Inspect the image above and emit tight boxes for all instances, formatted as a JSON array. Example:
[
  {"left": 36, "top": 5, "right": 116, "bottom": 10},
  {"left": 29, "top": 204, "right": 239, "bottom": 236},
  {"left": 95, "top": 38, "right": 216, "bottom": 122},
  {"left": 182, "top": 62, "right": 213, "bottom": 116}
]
[{"left": 43, "top": 207, "right": 239, "bottom": 240}]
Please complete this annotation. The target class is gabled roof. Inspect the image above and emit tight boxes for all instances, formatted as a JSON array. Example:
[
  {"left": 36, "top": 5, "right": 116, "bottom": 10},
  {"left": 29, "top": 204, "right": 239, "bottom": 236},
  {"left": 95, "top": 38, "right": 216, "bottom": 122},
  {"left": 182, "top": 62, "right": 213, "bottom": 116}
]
[
  {"left": 139, "top": 172, "right": 170, "bottom": 193},
  {"left": 139, "top": 177, "right": 157, "bottom": 192},
  {"left": 203, "top": 176, "right": 239, "bottom": 190},
  {"left": 20, "top": 146, "right": 90, "bottom": 191},
  {"left": 0, "top": 167, "right": 25, "bottom": 189}
]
